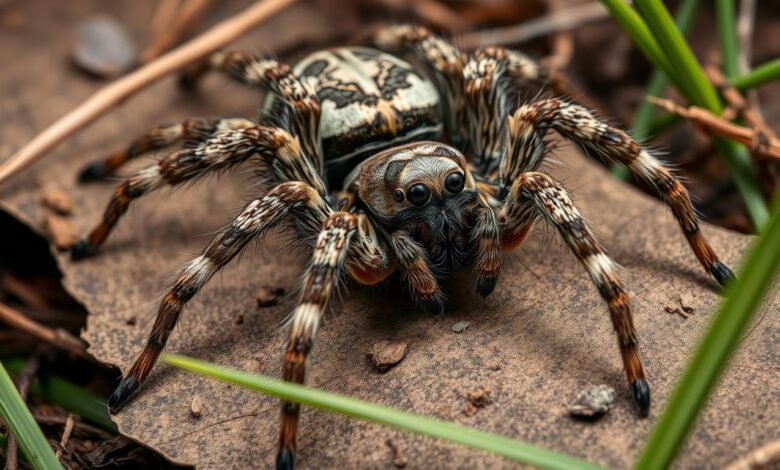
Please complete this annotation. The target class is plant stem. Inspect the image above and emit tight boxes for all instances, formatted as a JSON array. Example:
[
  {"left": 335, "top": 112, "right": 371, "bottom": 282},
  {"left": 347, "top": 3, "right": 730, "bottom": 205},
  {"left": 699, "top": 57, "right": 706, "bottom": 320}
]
[
  {"left": 162, "top": 353, "right": 606, "bottom": 470},
  {"left": 733, "top": 57, "right": 780, "bottom": 90},
  {"left": 716, "top": 0, "right": 740, "bottom": 79},
  {"left": 637, "top": 198, "right": 780, "bottom": 468}
]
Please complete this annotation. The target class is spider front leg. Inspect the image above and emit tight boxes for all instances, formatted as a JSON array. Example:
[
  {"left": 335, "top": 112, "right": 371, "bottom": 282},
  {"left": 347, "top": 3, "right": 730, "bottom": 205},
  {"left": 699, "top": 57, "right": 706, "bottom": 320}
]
[
  {"left": 390, "top": 231, "right": 445, "bottom": 314},
  {"left": 500, "top": 98, "right": 735, "bottom": 286},
  {"left": 501, "top": 172, "right": 650, "bottom": 416},
  {"left": 276, "top": 211, "right": 357, "bottom": 470},
  {"left": 109, "top": 182, "right": 328, "bottom": 412},
  {"left": 473, "top": 206, "right": 502, "bottom": 298},
  {"left": 77, "top": 117, "right": 254, "bottom": 182},
  {"left": 72, "top": 125, "right": 324, "bottom": 258}
]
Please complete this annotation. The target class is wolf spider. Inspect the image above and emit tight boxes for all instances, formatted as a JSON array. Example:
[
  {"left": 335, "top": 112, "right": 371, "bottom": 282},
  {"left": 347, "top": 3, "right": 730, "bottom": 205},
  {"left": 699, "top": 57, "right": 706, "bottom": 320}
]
[{"left": 71, "top": 25, "right": 734, "bottom": 469}]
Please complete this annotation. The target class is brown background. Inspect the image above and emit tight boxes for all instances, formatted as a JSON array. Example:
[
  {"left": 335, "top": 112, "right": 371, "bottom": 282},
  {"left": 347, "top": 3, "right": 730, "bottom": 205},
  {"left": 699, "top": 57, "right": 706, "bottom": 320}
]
[{"left": 1, "top": 1, "right": 778, "bottom": 469}]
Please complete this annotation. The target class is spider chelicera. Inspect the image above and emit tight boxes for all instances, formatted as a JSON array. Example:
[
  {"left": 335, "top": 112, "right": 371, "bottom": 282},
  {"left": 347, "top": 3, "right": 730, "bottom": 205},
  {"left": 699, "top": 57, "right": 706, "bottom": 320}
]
[{"left": 71, "top": 24, "right": 734, "bottom": 470}]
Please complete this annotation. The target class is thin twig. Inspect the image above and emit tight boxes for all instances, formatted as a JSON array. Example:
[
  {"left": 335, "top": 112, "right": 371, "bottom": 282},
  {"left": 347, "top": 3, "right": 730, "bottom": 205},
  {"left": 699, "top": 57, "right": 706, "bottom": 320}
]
[
  {"left": 0, "top": 0, "right": 297, "bottom": 185},
  {"left": 546, "top": 0, "right": 575, "bottom": 70},
  {"left": 458, "top": 2, "right": 607, "bottom": 49},
  {"left": 370, "top": 0, "right": 470, "bottom": 31},
  {"left": 725, "top": 437, "right": 780, "bottom": 470},
  {"left": 0, "top": 302, "right": 90, "bottom": 360},
  {"left": 4, "top": 354, "right": 42, "bottom": 470},
  {"left": 140, "top": 0, "right": 215, "bottom": 63},
  {"left": 647, "top": 96, "right": 780, "bottom": 161},
  {"left": 54, "top": 414, "right": 74, "bottom": 461},
  {"left": 32, "top": 413, "right": 114, "bottom": 440}
]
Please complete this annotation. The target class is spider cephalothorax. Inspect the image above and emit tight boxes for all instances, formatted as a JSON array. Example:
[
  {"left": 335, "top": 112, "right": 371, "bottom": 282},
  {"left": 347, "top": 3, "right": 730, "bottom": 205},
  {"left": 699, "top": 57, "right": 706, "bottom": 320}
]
[{"left": 71, "top": 24, "right": 734, "bottom": 470}]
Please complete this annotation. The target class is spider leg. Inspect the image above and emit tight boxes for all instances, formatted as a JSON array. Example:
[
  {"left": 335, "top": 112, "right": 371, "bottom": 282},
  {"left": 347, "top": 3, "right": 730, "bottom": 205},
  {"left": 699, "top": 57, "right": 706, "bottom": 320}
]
[
  {"left": 72, "top": 125, "right": 325, "bottom": 258},
  {"left": 389, "top": 231, "right": 444, "bottom": 314},
  {"left": 472, "top": 206, "right": 502, "bottom": 298},
  {"left": 367, "top": 25, "right": 466, "bottom": 146},
  {"left": 276, "top": 212, "right": 357, "bottom": 470},
  {"left": 77, "top": 117, "right": 255, "bottom": 183},
  {"left": 500, "top": 98, "right": 735, "bottom": 287},
  {"left": 463, "top": 46, "right": 553, "bottom": 173},
  {"left": 346, "top": 212, "right": 396, "bottom": 285},
  {"left": 180, "top": 51, "right": 323, "bottom": 176},
  {"left": 108, "top": 181, "right": 329, "bottom": 413},
  {"left": 500, "top": 171, "right": 650, "bottom": 417}
]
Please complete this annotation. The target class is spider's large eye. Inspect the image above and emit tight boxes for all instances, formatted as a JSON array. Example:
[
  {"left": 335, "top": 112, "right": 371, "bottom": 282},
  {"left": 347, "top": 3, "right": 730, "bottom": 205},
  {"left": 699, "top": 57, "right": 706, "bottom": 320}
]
[
  {"left": 445, "top": 172, "right": 465, "bottom": 193},
  {"left": 407, "top": 184, "right": 430, "bottom": 206}
]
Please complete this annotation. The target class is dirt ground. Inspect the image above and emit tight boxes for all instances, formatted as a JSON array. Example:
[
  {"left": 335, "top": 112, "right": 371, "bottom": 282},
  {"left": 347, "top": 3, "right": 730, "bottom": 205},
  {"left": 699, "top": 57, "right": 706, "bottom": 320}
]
[{"left": 1, "top": 1, "right": 779, "bottom": 469}]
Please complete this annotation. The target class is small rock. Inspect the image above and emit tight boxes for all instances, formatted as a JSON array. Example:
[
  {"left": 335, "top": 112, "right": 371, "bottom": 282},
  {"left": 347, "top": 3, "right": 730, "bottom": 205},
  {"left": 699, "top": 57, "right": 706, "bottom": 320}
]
[
  {"left": 43, "top": 213, "right": 79, "bottom": 250},
  {"left": 190, "top": 395, "right": 203, "bottom": 419},
  {"left": 125, "top": 316, "right": 137, "bottom": 326},
  {"left": 256, "top": 285, "right": 285, "bottom": 308},
  {"left": 451, "top": 321, "right": 470, "bottom": 333},
  {"left": 368, "top": 341, "right": 408, "bottom": 372},
  {"left": 463, "top": 386, "right": 493, "bottom": 416},
  {"left": 385, "top": 438, "right": 407, "bottom": 468},
  {"left": 72, "top": 16, "right": 137, "bottom": 78},
  {"left": 568, "top": 384, "right": 616, "bottom": 420},
  {"left": 41, "top": 188, "right": 73, "bottom": 215},
  {"left": 235, "top": 314, "right": 245, "bottom": 325},
  {"left": 665, "top": 305, "right": 688, "bottom": 319}
]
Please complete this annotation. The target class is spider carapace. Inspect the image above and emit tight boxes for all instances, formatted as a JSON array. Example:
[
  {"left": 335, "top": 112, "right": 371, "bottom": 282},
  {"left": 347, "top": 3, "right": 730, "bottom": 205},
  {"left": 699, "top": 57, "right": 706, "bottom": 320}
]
[{"left": 71, "top": 25, "right": 734, "bottom": 469}]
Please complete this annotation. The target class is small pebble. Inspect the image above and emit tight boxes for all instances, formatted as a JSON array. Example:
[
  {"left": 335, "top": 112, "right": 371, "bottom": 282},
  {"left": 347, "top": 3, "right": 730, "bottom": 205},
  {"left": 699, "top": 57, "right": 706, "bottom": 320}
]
[
  {"left": 41, "top": 188, "right": 73, "bottom": 215},
  {"left": 125, "top": 316, "right": 137, "bottom": 326},
  {"left": 368, "top": 341, "right": 408, "bottom": 371},
  {"left": 463, "top": 387, "right": 493, "bottom": 416},
  {"left": 451, "top": 321, "right": 470, "bottom": 333},
  {"left": 43, "top": 213, "right": 79, "bottom": 250},
  {"left": 72, "top": 16, "right": 137, "bottom": 78},
  {"left": 568, "top": 384, "right": 616, "bottom": 420},
  {"left": 190, "top": 395, "right": 203, "bottom": 419},
  {"left": 256, "top": 285, "right": 285, "bottom": 308},
  {"left": 235, "top": 314, "right": 245, "bottom": 325},
  {"left": 385, "top": 438, "right": 407, "bottom": 468}
]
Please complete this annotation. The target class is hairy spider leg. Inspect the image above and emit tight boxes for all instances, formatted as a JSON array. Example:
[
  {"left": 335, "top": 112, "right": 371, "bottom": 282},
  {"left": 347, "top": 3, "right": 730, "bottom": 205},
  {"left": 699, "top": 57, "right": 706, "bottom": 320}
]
[
  {"left": 472, "top": 206, "right": 501, "bottom": 298},
  {"left": 109, "top": 182, "right": 328, "bottom": 413},
  {"left": 276, "top": 212, "right": 357, "bottom": 470},
  {"left": 389, "top": 231, "right": 445, "bottom": 314},
  {"left": 501, "top": 98, "right": 735, "bottom": 286},
  {"left": 181, "top": 51, "right": 324, "bottom": 177},
  {"left": 500, "top": 172, "right": 650, "bottom": 417},
  {"left": 72, "top": 126, "right": 325, "bottom": 258},
  {"left": 77, "top": 117, "right": 255, "bottom": 182}
]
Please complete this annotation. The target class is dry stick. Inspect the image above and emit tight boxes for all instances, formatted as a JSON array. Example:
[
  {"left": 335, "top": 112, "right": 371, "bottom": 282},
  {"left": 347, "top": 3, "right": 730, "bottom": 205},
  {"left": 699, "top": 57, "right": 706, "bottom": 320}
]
[
  {"left": 725, "top": 438, "right": 780, "bottom": 470},
  {"left": 706, "top": 66, "right": 777, "bottom": 142},
  {"left": 32, "top": 413, "right": 113, "bottom": 440},
  {"left": 140, "top": 0, "right": 215, "bottom": 64},
  {"left": 0, "top": 0, "right": 297, "bottom": 186},
  {"left": 54, "top": 414, "right": 74, "bottom": 461},
  {"left": 0, "top": 302, "right": 90, "bottom": 361},
  {"left": 3, "top": 354, "right": 42, "bottom": 470},
  {"left": 458, "top": 2, "right": 608, "bottom": 49},
  {"left": 647, "top": 96, "right": 780, "bottom": 162},
  {"left": 546, "top": 0, "right": 575, "bottom": 71}
]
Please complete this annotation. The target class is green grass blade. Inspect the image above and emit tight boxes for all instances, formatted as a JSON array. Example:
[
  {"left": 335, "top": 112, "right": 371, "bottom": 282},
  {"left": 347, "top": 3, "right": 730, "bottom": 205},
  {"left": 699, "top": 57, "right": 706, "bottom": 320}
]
[
  {"left": 716, "top": 0, "right": 739, "bottom": 79},
  {"left": 611, "top": 0, "right": 701, "bottom": 179},
  {"left": 0, "top": 362, "right": 63, "bottom": 470},
  {"left": 632, "top": 0, "right": 721, "bottom": 110},
  {"left": 2, "top": 359, "right": 117, "bottom": 433},
  {"left": 636, "top": 198, "right": 780, "bottom": 469},
  {"left": 161, "top": 353, "right": 606, "bottom": 470},
  {"left": 733, "top": 57, "right": 780, "bottom": 90}
]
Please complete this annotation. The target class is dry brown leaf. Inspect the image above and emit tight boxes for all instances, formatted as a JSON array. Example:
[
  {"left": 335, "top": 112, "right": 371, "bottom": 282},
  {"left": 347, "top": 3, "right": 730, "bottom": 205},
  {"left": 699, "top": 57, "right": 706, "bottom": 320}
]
[{"left": 2, "top": 2, "right": 779, "bottom": 470}]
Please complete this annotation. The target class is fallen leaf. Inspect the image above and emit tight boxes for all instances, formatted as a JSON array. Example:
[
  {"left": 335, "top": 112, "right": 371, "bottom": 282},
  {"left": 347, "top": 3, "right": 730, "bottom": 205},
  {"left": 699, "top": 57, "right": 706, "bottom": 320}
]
[{"left": 368, "top": 341, "right": 408, "bottom": 372}]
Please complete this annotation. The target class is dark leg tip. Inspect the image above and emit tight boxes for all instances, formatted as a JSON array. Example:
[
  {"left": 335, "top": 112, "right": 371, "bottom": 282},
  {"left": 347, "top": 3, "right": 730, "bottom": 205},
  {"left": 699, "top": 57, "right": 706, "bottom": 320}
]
[
  {"left": 631, "top": 379, "right": 651, "bottom": 418},
  {"left": 70, "top": 239, "right": 97, "bottom": 260},
  {"left": 108, "top": 375, "right": 140, "bottom": 414},
  {"left": 476, "top": 276, "right": 498, "bottom": 299},
  {"left": 275, "top": 448, "right": 295, "bottom": 470},
  {"left": 710, "top": 261, "right": 736, "bottom": 288},
  {"left": 78, "top": 162, "right": 110, "bottom": 183},
  {"left": 421, "top": 297, "right": 445, "bottom": 316}
]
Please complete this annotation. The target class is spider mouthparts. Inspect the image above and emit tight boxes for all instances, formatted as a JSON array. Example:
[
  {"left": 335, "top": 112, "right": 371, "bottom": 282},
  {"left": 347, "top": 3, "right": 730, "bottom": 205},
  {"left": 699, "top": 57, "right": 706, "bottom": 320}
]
[
  {"left": 108, "top": 375, "right": 140, "bottom": 414},
  {"left": 275, "top": 448, "right": 295, "bottom": 470},
  {"left": 78, "top": 162, "right": 110, "bottom": 183},
  {"left": 631, "top": 379, "right": 651, "bottom": 418},
  {"left": 71, "top": 240, "right": 97, "bottom": 260},
  {"left": 476, "top": 276, "right": 498, "bottom": 299},
  {"left": 710, "top": 261, "right": 736, "bottom": 288}
]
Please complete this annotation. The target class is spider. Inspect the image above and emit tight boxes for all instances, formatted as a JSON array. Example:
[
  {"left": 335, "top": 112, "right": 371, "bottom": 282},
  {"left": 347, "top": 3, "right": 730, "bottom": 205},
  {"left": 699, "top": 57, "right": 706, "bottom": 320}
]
[{"left": 71, "top": 25, "right": 734, "bottom": 469}]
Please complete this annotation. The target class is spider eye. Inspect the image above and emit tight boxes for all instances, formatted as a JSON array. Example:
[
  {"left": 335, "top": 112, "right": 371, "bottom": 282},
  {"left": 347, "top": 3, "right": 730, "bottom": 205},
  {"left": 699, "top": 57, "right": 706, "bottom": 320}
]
[
  {"left": 407, "top": 184, "right": 430, "bottom": 206},
  {"left": 445, "top": 172, "right": 465, "bottom": 193},
  {"left": 393, "top": 189, "right": 405, "bottom": 202}
]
